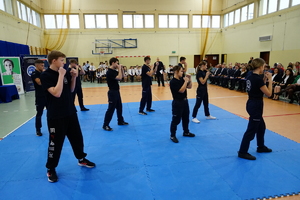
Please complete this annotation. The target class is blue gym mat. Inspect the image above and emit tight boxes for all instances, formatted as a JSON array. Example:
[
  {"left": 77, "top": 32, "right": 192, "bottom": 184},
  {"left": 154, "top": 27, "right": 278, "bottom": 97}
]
[{"left": 0, "top": 99, "right": 300, "bottom": 200}]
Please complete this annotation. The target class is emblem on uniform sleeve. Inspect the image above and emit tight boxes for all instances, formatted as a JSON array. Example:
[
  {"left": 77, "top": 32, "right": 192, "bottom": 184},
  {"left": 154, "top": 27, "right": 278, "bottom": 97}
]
[
  {"left": 64, "top": 77, "right": 68, "bottom": 84},
  {"left": 246, "top": 80, "right": 251, "bottom": 92}
]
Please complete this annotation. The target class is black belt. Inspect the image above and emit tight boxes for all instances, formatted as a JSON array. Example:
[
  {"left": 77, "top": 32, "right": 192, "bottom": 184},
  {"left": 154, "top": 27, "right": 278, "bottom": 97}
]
[{"left": 174, "top": 98, "right": 187, "bottom": 101}]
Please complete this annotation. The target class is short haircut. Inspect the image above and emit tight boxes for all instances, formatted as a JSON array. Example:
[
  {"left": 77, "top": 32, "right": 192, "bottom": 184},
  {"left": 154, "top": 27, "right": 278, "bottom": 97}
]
[
  {"left": 69, "top": 59, "right": 78, "bottom": 64},
  {"left": 180, "top": 57, "right": 186, "bottom": 62},
  {"left": 264, "top": 65, "right": 270, "bottom": 69},
  {"left": 248, "top": 58, "right": 265, "bottom": 71},
  {"left": 173, "top": 65, "right": 182, "bottom": 73},
  {"left": 109, "top": 57, "right": 119, "bottom": 65},
  {"left": 3, "top": 59, "right": 14, "bottom": 69},
  {"left": 144, "top": 56, "right": 151, "bottom": 62},
  {"left": 34, "top": 59, "right": 44, "bottom": 65},
  {"left": 47, "top": 51, "right": 66, "bottom": 64}
]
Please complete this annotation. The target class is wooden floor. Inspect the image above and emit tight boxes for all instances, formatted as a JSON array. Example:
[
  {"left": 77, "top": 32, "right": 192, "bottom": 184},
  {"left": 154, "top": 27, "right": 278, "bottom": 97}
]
[{"left": 76, "top": 82, "right": 300, "bottom": 200}]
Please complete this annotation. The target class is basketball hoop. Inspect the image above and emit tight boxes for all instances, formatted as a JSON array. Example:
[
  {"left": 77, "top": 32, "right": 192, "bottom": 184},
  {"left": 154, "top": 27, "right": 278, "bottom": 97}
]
[{"left": 100, "top": 51, "right": 105, "bottom": 56}]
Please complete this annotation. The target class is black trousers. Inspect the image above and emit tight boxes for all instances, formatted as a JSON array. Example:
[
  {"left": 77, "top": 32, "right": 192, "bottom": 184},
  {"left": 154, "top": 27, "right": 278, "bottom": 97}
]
[
  {"left": 239, "top": 100, "right": 266, "bottom": 153},
  {"left": 238, "top": 79, "right": 247, "bottom": 91},
  {"left": 72, "top": 85, "right": 85, "bottom": 109},
  {"left": 46, "top": 113, "right": 87, "bottom": 170},
  {"left": 35, "top": 97, "right": 46, "bottom": 131},
  {"left": 103, "top": 90, "right": 124, "bottom": 126},
  {"left": 130, "top": 75, "right": 134, "bottom": 82},
  {"left": 157, "top": 73, "right": 165, "bottom": 86},
  {"left": 90, "top": 71, "right": 95, "bottom": 82},
  {"left": 192, "top": 88, "right": 210, "bottom": 118},
  {"left": 170, "top": 99, "right": 190, "bottom": 137},
  {"left": 139, "top": 86, "right": 152, "bottom": 112}
]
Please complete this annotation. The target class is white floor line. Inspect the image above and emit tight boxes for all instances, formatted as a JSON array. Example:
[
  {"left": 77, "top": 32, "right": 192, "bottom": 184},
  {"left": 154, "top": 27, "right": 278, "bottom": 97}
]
[
  {"left": 209, "top": 95, "right": 247, "bottom": 100},
  {"left": 152, "top": 93, "right": 161, "bottom": 101},
  {"left": 1, "top": 115, "right": 35, "bottom": 140}
]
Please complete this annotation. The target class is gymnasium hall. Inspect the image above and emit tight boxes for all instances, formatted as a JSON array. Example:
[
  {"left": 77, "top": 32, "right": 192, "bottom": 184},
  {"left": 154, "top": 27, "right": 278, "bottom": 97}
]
[{"left": 0, "top": 0, "right": 300, "bottom": 199}]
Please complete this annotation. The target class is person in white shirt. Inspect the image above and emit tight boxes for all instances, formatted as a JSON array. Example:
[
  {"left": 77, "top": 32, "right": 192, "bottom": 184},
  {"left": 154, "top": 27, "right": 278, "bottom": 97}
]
[
  {"left": 128, "top": 66, "right": 135, "bottom": 82},
  {"left": 89, "top": 63, "right": 96, "bottom": 83},
  {"left": 135, "top": 66, "right": 142, "bottom": 82},
  {"left": 167, "top": 65, "right": 174, "bottom": 80}
]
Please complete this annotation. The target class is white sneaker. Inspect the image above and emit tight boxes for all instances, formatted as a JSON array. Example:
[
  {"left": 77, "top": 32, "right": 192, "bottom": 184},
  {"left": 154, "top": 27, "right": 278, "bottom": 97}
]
[
  {"left": 206, "top": 115, "right": 216, "bottom": 120},
  {"left": 192, "top": 118, "right": 201, "bottom": 123}
]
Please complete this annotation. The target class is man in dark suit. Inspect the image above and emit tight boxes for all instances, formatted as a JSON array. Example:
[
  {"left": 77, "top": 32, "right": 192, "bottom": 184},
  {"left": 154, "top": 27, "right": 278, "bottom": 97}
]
[
  {"left": 229, "top": 65, "right": 241, "bottom": 90},
  {"left": 154, "top": 57, "right": 165, "bottom": 87}
]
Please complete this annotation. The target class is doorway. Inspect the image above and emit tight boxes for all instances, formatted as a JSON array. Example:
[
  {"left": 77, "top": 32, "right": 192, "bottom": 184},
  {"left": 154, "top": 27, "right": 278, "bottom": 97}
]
[
  {"left": 221, "top": 54, "right": 227, "bottom": 64},
  {"left": 205, "top": 54, "right": 219, "bottom": 67},
  {"left": 194, "top": 55, "right": 201, "bottom": 68},
  {"left": 260, "top": 51, "right": 270, "bottom": 65}
]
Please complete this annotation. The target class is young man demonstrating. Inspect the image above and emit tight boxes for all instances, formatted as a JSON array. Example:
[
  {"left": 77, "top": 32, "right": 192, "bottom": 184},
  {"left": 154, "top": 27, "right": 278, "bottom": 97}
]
[
  {"left": 40, "top": 51, "right": 95, "bottom": 183},
  {"left": 103, "top": 57, "right": 128, "bottom": 131},
  {"left": 139, "top": 56, "right": 156, "bottom": 115},
  {"left": 31, "top": 59, "right": 46, "bottom": 136}
]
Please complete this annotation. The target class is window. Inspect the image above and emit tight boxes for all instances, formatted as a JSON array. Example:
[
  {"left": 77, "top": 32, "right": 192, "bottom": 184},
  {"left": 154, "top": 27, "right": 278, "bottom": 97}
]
[
  {"left": 268, "top": 0, "right": 278, "bottom": 13},
  {"left": 133, "top": 15, "right": 143, "bottom": 28},
  {"left": 0, "top": 0, "right": 4, "bottom": 11},
  {"left": 69, "top": 15, "right": 79, "bottom": 29},
  {"left": 235, "top": 9, "right": 240, "bottom": 24},
  {"left": 159, "top": 15, "right": 168, "bottom": 28},
  {"left": 17, "top": 1, "right": 40, "bottom": 27},
  {"left": 96, "top": 15, "right": 107, "bottom": 28},
  {"left": 122, "top": 14, "right": 149, "bottom": 28},
  {"left": 248, "top": 3, "right": 254, "bottom": 19},
  {"left": 108, "top": 14, "right": 118, "bottom": 28},
  {"left": 56, "top": 15, "right": 67, "bottom": 29},
  {"left": 44, "top": 15, "right": 56, "bottom": 29},
  {"left": 279, "top": 0, "right": 289, "bottom": 10},
  {"left": 223, "top": 14, "right": 228, "bottom": 27},
  {"left": 241, "top": 6, "right": 248, "bottom": 22},
  {"left": 0, "top": 0, "right": 13, "bottom": 14},
  {"left": 192, "top": 15, "right": 201, "bottom": 28},
  {"left": 202, "top": 15, "right": 210, "bottom": 28},
  {"left": 84, "top": 14, "right": 119, "bottom": 29},
  {"left": 212, "top": 16, "right": 220, "bottom": 28},
  {"left": 145, "top": 15, "right": 154, "bottom": 28},
  {"left": 84, "top": 15, "right": 95, "bottom": 28},
  {"left": 169, "top": 15, "right": 178, "bottom": 28},
  {"left": 179, "top": 15, "right": 188, "bottom": 28},
  {"left": 123, "top": 15, "right": 132, "bottom": 28},
  {"left": 228, "top": 11, "right": 234, "bottom": 26},
  {"left": 292, "top": 0, "right": 300, "bottom": 6},
  {"left": 260, "top": 0, "right": 268, "bottom": 16},
  {"left": 159, "top": 15, "right": 188, "bottom": 28}
]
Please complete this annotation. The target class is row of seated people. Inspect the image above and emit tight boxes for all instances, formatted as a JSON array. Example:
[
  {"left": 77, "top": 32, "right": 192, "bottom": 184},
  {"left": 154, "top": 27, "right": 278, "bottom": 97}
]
[{"left": 208, "top": 62, "right": 300, "bottom": 104}]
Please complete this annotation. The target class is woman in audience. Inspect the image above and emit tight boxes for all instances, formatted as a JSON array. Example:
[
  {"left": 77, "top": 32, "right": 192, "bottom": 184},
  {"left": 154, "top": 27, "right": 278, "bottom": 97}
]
[
  {"left": 237, "top": 65, "right": 248, "bottom": 92},
  {"left": 135, "top": 66, "right": 142, "bottom": 82},
  {"left": 122, "top": 66, "right": 128, "bottom": 82},
  {"left": 273, "top": 69, "right": 294, "bottom": 100},
  {"left": 275, "top": 74, "right": 300, "bottom": 104},
  {"left": 295, "top": 61, "right": 300, "bottom": 75}
]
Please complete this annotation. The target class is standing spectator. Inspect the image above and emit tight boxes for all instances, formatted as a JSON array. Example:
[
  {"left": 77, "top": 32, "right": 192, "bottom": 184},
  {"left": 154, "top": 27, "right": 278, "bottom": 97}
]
[
  {"left": 31, "top": 59, "right": 46, "bottom": 136},
  {"left": 167, "top": 65, "right": 174, "bottom": 80},
  {"left": 89, "top": 62, "right": 96, "bottom": 83},
  {"left": 178, "top": 57, "right": 188, "bottom": 75},
  {"left": 154, "top": 57, "right": 165, "bottom": 87},
  {"left": 248, "top": 57, "right": 253, "bottom": 64},
  {"left": 102, "top": 57, "right": 128, "bottom": 131}
]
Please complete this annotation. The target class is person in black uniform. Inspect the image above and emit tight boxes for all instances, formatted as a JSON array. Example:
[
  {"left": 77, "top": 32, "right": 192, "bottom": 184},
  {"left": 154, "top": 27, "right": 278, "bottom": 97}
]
[
  {"left": 103, "top": 57, "right": 128, "bottom": 131},
  {"left": 154, "top": 57, "right": 165, "bottom": 87},
  {"left": 31, "top": 59, "right": 46, "bottom": 136},
  {"left": 169, "top": 65, "right": 194, "bottom": 143},
  {"left": 178, "top": 57, "right": 187, "bottom": 75},
  {"left": 139, "top": 56, "right": 156, "bottom": 115},
  {"left": 191, "top": 61, "right": 216, "bottom": 124},
  {"left": 238, "top": 58, "right": 273, "bottom": 160},
  {"left": 68, "top": 59, "right": 89, "bottom": 111},
  {"left": 40, "top": 51, "right": 95, "bottom": 183}
]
